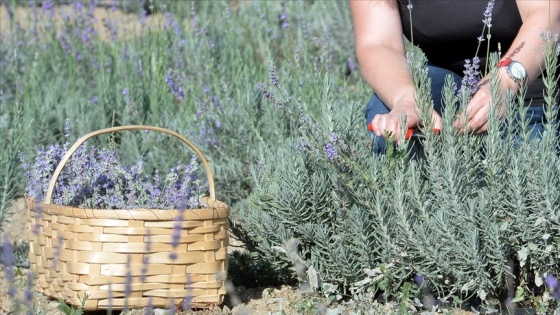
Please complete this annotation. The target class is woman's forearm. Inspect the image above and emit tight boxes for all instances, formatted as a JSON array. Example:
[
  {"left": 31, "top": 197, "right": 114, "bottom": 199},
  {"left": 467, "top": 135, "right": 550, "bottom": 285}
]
[
  {"left": 350, "top": 0, "right": 419, "bottom": 111},
  {"left": 357, "top": 44, "right": 418, "bottom": 111},
  {"left": 502, "top": 2, "right": 560, "bottom": 86}
]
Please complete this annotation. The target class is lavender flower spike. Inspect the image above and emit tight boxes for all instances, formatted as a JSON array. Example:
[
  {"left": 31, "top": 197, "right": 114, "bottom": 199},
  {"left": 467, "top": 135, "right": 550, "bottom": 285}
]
[
  {"left": 165, "top": 73, "right": 185, "bottom": 101},
  {"left": 414, "top": 273, "right": 424, "bottom": 286},
  {"left": 269, "top": 59, "right": 279, "bottom": 87},
  {"left": 545, "top": 274, "right": 560, "bottom": 300},
  {"left": 482, "top": 0, "right": 495, "bottom": 28},
  {"left": 324, "top": 143, "right": 337, "bottom": 160},
  {"left": 461, "top": 57, "right": 481, "bottom": 95},
  {"left": 546, "top": 274, "right": 559, "bottom": 290}
]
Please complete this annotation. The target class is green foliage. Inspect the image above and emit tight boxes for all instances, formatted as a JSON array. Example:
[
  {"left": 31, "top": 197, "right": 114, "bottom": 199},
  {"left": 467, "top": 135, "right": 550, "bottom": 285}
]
[
  {"left": 238, "top": 40, "right": 560, "bottom": 310},
  {"left": 2, "top": 0, "right": 559, "bottom": 312},
  {"left": 0, "top": 99, "right": 24, "bottom": 232},
  {"left": 57, "top": 293, "right": 89, "bottom": 315},
  {"left": 0, "top": 0, "right": 358, "bottom": 208}
]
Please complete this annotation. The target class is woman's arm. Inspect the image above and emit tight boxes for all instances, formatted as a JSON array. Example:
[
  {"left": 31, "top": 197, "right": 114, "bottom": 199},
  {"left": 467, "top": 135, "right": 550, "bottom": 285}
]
[
  {"left": 350, "top": 0, "right": 443, "bottom": 141},
  {"left": 457, "top": 0, "right": 560, "bottom": 133}
]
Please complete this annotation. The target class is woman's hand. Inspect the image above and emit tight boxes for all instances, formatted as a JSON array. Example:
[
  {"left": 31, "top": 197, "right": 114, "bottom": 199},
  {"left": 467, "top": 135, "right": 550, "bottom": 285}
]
[
  {"left": 454, "top": 0, "right": 560, "bottom": 134},
  {"left": 370, "top": 102, "right": 443, "bottom": 143},
  {"left": 454, "top": 68, "right": 515, "bottom": 134}
]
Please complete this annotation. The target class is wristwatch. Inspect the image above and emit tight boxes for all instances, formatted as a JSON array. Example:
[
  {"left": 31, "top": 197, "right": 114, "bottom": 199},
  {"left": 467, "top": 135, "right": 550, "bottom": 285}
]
[{"left": 497, "top": 57, "right": 527, "bottom": 85}]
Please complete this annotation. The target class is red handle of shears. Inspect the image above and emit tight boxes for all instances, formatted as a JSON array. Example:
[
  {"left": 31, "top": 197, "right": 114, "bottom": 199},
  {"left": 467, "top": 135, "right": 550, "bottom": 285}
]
[{"left": 367, "top": 122, "right": 441, "bottom": 140}]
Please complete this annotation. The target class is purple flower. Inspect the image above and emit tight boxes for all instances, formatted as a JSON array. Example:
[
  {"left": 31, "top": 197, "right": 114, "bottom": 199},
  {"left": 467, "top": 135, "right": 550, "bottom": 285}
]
[
  {"left": 0, "top": 237, "right": 14, "bottom": 267},
  {"left": 483, "top": 0, "right": 494, "bottom": 27},
  {"left": 461, "top": 57, "right": 481, "bottom": 95},
  {"left": 545, "top": 274, "right": 559, "bottom": 290},
  {"left": 171, "top": 214, "right": 184, "bottom": 248},
  {"left": 141, "top": 9, "right": 147, "bottom": 29},
  {"left": 124, "top": 255, "right": 132, "bottom": 297},
  {"left": 165, "top": 72, "right": 185, "bottom": 101},
  {"left": 183, "top": 273, "right": 193, "bottom": 309},
  {"left": 23, "top": 135, "right": 206, "bottom": 210},
  {"left": 165, "top": 12, "right": 185, "bottom": 47},
  {"left": 331, "top": 133, "right": 339, "bottom": 142},
  {"left": 41, "top": 0, "right": 55, "bottom": 18},
  {"left": 414, "top": 273, "right": 424, "bottom": 286},
  {"left": 24, "top": 270, "right": 35, "bottom": 304},
  {"left": 1, "top": 237, "right": 16, "bottom": 298},
  {"left": 4, "top": 1, "right": 13, "bottom": 21},
  {"left": 347, "top": 58, "right": 357, "bottom": 74},
  {"left": 545, "top": 274, "right": 560, "bottom": 300},
  {"left": 269, "top": 60, "right": 279, "bottom": 86},
  {"left": 280, "top": 9, "right": 289, "bottom": 29},
  {"left": 169, "top": 252, "right": 178, "bottom": 261},
  {"left": 52, "top": 235, "right": 64, "bottom": 269},
  {"left": 324, "top": 143, "right": 337, "bottom": 160}
]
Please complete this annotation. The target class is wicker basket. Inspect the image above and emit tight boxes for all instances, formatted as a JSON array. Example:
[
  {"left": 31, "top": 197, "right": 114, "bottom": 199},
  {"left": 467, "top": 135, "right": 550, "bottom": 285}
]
[{"left": 27, "top": 126, "right": 229, "bottom": 311}]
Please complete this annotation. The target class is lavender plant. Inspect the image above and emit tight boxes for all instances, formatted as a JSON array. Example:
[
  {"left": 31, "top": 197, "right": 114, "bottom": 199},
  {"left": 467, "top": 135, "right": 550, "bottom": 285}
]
[
  {"left": 0, "top": 99, "right": 24, "bottom": 232},
  {"left": 238, "top": 24, "right": 560, "bottom": 314}
]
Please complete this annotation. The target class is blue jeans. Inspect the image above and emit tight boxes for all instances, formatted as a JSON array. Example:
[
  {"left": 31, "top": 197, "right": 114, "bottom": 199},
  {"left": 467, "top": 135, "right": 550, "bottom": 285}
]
[{"left": 365, "top": 65, "right": 558, "bottom": 154}]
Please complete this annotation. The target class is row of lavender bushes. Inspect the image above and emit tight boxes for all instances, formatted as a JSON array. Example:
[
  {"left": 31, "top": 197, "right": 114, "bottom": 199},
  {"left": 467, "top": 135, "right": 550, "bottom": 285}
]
[
  {"left": 0, "top": 0, "right": 559, "bottom": 313},
  {"left": 237, "top": 40, "right": 560, "bottom": 313}
]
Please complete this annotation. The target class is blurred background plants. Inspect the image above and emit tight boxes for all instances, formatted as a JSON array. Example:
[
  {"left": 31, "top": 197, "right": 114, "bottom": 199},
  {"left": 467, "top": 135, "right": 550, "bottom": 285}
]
[{"left": 0, "top": 0, "right": 559, "bottom": 313}]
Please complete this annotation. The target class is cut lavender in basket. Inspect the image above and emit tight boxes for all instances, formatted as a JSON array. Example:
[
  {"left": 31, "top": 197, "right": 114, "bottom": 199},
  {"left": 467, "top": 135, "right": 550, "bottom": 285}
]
[{"left": 21, "top": 137, "right": 207, "bottom": 210}]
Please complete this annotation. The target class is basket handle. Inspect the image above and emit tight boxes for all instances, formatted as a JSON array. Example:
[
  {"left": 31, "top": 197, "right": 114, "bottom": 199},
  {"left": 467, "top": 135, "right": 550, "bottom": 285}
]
[{"left": 44, "top": 125, "right": 216, "bottom": 204}]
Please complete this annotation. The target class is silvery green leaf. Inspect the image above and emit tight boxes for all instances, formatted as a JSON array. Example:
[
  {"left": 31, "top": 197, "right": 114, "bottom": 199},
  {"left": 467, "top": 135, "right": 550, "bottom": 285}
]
[
  {"left": 499, "top": 221, "right": 509, "bottom": 231},
  {"left": 478, "top": 289, "right": 487, "bottom": 301},
  {"left": 353, "top": 278, "right": 372, "bottom": 287},
  {"left": 325, "top": 308, "right": 341, "bottom": 315},
  {"left": 271, "top": 246, "right": 286, "bottom": 254},
  {"left": 322, "top": 282, "right": 338, "bottom": 295},
  {"left": 363, "top": 267, "right": 382, "bottom": 277},
  {"left": 307, "top": 265, "right": 320, "bottom": 291},
  {"left": 535, "top": 272, "right": 543, "bottom": 287},
  {"left": 461, "top": 280, "right": 475, "bottom": 292},
  {"left": 542, "top": 233, "right": 551, "bottom": 240},
  {"left": 527, "top": 243, "right": 538, "bottom": 251},
  {"left": 518, "top": 247, "right": 528, "bottom": 267}
]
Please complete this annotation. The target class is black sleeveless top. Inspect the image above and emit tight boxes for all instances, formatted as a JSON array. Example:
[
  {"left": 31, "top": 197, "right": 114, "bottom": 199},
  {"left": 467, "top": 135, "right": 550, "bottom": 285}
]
[{"left": 398, "top": 0, "right": 553, "bottom": 104}]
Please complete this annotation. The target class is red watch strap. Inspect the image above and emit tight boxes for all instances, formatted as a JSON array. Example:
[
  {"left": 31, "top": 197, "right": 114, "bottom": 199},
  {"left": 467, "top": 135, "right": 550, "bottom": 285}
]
[{"left": 497, "top": 57, "right": 512, "bottom": 67}]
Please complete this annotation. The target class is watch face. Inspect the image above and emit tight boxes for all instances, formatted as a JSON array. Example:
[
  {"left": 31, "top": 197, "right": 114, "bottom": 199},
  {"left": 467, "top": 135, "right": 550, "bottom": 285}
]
[{"left": 509, "top": 62, "right": 526, "bottom": 80}]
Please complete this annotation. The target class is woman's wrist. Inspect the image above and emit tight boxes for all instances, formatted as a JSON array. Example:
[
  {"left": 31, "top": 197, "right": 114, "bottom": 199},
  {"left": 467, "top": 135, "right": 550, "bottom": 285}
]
[{"left": 498, "top": 66, "right": 522, "bottom": 93}]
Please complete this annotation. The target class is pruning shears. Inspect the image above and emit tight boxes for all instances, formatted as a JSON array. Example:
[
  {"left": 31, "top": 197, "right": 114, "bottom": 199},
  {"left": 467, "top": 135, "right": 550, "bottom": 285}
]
[{"left": 367, "top": 121, "right": 441, "bottom": 140}]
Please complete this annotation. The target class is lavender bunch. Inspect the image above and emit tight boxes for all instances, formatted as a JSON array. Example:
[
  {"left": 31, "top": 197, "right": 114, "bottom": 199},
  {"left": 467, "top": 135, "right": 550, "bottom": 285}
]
[{"left": 22, "top": 138, "right": 207, "bottom": 210}]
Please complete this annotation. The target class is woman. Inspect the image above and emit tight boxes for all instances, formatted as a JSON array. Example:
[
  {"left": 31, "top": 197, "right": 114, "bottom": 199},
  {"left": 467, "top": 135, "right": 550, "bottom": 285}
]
[{"left": 350, "top": 0, "right": 560, "bottom": 153}]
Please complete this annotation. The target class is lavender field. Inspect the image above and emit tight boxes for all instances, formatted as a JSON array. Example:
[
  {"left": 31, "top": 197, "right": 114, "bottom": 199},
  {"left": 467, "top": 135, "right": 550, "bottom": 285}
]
[{"left": 1, "top": 0, "right": 559, "bottom": 314}]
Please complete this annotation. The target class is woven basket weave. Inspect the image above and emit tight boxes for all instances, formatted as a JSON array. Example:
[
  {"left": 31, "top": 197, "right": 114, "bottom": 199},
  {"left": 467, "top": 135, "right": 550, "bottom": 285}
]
[{"left": 27, "top": 125, "right": 229, "bottom": 311}]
